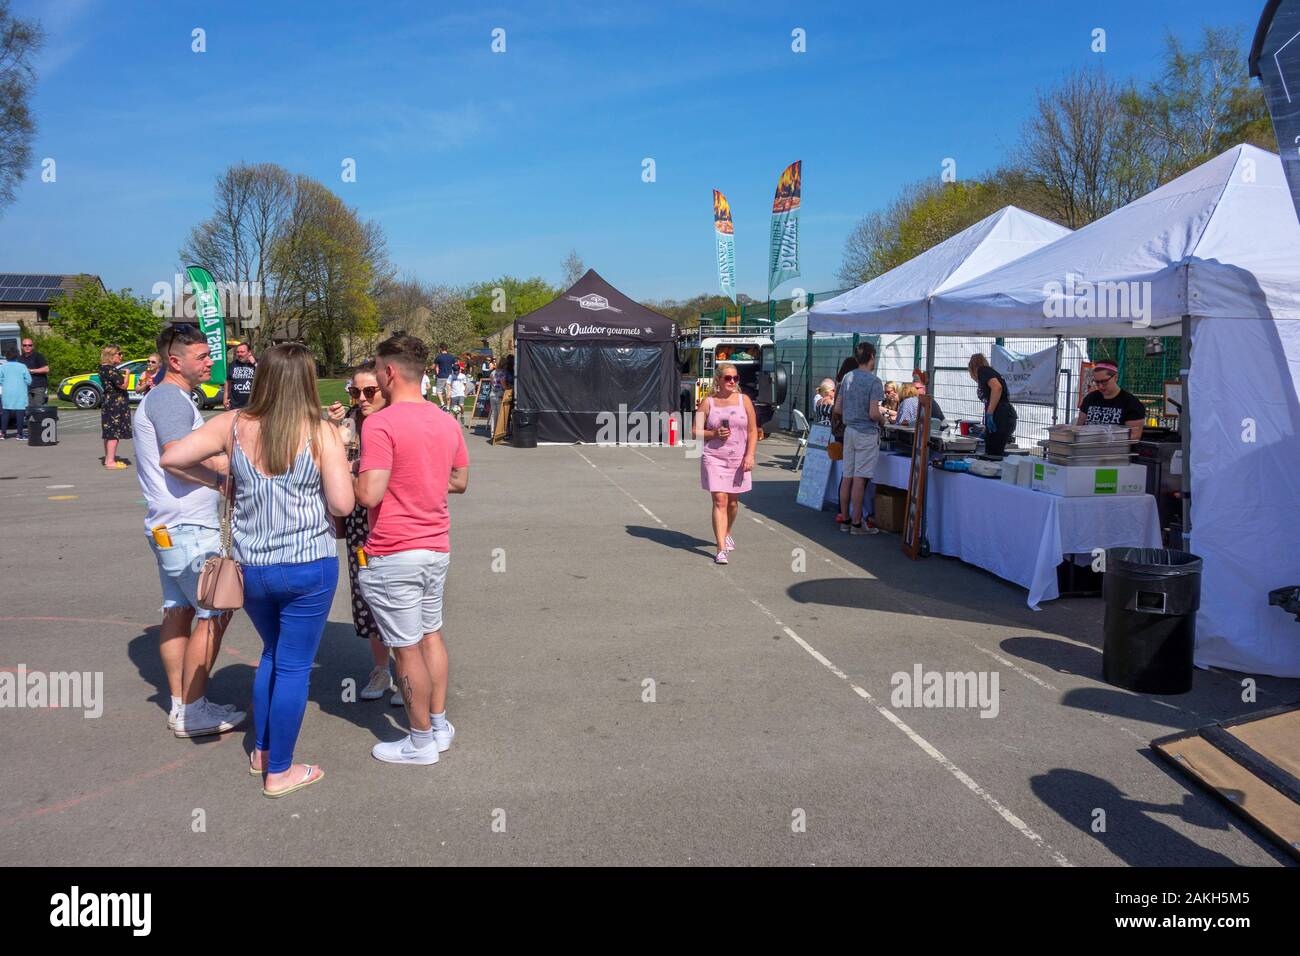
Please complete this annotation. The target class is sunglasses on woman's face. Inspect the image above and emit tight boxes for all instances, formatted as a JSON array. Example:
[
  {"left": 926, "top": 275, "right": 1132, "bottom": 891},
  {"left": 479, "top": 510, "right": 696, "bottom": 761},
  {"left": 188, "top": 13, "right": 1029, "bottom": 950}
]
[
  {"left": 720, "top": 375, "right": 738, "bottom": 383},
  {"left": 348, "top": 386, "right": 381, "bottom": 400}
]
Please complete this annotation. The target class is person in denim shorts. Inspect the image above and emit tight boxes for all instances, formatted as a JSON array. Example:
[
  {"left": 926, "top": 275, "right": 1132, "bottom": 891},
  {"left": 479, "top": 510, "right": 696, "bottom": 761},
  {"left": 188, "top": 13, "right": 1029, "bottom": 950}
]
[{"left": 133, "top": 324, "right": 245, "bottom": 738}]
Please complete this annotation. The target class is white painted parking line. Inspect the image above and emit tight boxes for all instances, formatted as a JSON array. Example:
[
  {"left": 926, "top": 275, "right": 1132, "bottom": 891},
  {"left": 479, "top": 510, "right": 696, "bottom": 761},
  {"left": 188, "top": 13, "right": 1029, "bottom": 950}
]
[{"left": 572, "top": 447, "right": 666, "bottom": 527}]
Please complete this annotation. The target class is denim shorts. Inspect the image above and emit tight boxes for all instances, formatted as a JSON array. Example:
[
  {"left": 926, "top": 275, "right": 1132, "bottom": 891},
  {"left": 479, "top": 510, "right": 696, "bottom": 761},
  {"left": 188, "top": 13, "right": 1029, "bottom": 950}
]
[
  {"left": 357, "top": 549, "right": 450, "bottom": 647},
  {"left": 148, "top": 523, "right": 223, "bottom": 620}
]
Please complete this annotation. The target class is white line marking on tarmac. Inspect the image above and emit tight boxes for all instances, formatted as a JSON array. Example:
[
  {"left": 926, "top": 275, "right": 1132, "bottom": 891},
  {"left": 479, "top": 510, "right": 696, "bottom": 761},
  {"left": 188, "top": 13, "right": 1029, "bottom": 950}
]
[
  {"left": 572, "top": 447, "right": 666, "bottom": 527},
  {"left": 711, "top": 567, "right": 1072, "bottom": 866}
]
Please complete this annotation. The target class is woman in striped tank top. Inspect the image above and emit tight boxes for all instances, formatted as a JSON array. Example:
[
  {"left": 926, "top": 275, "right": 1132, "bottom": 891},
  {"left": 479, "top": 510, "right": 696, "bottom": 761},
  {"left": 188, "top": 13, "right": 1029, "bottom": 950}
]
[{"left": 163, "top": 344, "right": 354, "bottom": 798}]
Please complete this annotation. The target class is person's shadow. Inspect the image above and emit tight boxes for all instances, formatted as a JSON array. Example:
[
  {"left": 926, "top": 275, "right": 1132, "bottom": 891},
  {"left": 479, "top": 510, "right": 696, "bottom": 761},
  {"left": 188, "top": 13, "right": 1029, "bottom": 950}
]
[
  {"left": 1029, "top": 766, "right": 1240, "bottom": 865},
  {"left": 625, "top": 524, "right": 716, "bottom": 559},
  {"left": 312, "top": 621, "right": 413, "bottom": 739}
]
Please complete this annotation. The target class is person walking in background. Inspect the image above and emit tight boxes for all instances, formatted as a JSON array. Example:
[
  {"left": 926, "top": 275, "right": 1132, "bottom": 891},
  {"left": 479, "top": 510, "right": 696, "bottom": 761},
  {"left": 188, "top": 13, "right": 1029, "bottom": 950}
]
[
  {"left": 326, "top": 360, "right": 401, "bottom": 707},
  {"left": 162, "top": 343, "right": 354, "bottom": 797},
  {"left": 448, "top": 364, "right": 470, "bottom": 425},
  {"left": 0, "top": 345, "right": 32, "bottom": 440},
  {"left": 694, "top": 363, "right": 756, "bottom": 565},
  {"left": 133, "top": 323, "right": 244, "bottom": 738},
  {"left": 99, "top": 344, "right": 133, "bottom": 469},
  {"left": 224, "top": 341, "right": 257, "bottom": 410},
  {"left": 356, "top": 333, "right": 469, "bottom": 766},
  {"left": 18, "top": 338, "right": 49, "bottom": 409},
  {"left": 968, "top": 352, "right": 1016, "bottom": 456},
  {"left": 832, "top": 341, "right": 884, "bottom": 536},
  {"left": 433, "top": 343, "right": 457, "bottom": 406}
]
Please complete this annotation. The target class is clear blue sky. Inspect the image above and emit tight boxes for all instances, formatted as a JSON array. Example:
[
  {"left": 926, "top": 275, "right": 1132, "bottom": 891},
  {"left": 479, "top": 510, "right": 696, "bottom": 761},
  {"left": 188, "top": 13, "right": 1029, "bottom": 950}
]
[{"left": 0, "top": 0, "right": 1265, "bottom": 303}]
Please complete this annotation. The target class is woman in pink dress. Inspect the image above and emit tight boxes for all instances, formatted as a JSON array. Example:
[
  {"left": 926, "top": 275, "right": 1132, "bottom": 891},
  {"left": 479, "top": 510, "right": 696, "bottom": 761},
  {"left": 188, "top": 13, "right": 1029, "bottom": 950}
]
[{"left": 693, "top": 363, "right": 757, "bottom": 565}]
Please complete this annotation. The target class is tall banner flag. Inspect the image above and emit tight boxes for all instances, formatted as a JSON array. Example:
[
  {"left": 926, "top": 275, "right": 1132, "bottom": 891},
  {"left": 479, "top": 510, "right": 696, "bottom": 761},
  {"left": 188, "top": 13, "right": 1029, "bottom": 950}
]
[
  {"left": 713, "top": 189, "right": 737, "bottom": 304},
  {"left": 767, "top": 160, "right": 801, "bottom": 295},
  {"left": 186, "top": 265, "right": 228, "bottom": 385},
  {"left": 1251, "top": 0, "right": 1300, "bottom": 218}
]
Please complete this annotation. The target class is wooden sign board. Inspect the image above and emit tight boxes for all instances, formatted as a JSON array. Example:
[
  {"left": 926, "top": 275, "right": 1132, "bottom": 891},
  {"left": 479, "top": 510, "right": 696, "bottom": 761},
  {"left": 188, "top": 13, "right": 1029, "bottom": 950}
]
[
  {"left": 491, "top": 388, "right": 513, "bottom": 445},
  {"left": 902, "top": 394, "right": 931, "bottom": 560}
]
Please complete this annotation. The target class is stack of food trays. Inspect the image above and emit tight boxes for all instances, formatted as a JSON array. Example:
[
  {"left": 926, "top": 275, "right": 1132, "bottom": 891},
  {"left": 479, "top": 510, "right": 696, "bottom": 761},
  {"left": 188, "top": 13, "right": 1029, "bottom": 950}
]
[{"left": 1038, "top": 424, "right": 1134, "bottom": 466}]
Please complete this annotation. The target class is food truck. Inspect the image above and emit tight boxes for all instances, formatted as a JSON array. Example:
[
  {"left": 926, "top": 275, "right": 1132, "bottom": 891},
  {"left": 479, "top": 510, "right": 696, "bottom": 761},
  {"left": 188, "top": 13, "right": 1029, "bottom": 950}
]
[{"left": 676, "top": 323, "right": 787, "bottom": 437}]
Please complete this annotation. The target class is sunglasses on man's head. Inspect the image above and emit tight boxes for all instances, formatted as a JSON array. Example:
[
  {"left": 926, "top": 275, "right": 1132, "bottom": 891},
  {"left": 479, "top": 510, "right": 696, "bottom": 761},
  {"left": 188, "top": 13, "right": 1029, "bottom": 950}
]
[
  {"left": 347, "top": 385, "right": 381, "bottom": 400},
  {"left": 720, "top": 375, "right": 738, "bottom": 382}
]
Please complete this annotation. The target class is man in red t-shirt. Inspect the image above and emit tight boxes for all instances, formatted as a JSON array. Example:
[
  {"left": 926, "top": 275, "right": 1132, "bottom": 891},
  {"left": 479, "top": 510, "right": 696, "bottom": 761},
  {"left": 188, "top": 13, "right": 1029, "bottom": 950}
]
[{"left": 356, "top": 333, "right": 469, "bottom": 765}]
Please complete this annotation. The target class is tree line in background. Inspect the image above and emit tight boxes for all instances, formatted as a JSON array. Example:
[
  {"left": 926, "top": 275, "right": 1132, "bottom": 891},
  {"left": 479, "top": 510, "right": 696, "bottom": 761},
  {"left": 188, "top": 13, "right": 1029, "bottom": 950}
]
[{"left": 838, "top": 26, "right": 1273, "bottom": 285}]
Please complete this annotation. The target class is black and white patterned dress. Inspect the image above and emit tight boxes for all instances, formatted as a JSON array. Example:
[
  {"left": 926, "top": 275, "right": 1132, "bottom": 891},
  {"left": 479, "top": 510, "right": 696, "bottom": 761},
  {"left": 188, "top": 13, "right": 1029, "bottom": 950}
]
[{"left": 344, "top": 408, "right": 380, "bottom": 641}]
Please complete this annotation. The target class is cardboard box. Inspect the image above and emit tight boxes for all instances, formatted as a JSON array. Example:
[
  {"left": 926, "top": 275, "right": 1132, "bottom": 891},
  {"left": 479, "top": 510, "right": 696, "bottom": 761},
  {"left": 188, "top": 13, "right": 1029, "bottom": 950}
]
[
  {"left": 1030, "top": 461, "right": 1146, "bottom": 497},
  {"left": 873, "top": 486, "right": 908, "bottom": 532}
]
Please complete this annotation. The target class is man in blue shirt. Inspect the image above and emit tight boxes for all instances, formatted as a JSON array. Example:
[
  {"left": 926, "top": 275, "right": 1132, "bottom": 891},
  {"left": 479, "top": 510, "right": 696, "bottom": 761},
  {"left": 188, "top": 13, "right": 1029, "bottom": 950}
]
[
  {"left": 432, "top": 344, "right": 457, "bottom": 406},
  {"left": 831, "top": 342, "right": 885, "bottom": 535}
]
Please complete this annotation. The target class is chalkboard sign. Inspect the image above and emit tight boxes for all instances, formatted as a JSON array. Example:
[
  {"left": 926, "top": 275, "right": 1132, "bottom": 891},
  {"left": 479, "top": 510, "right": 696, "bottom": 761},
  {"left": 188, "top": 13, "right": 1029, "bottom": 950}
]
[
  {"left": 902, "top": 395, "right": 931, "bottom": 560},
  {"left": 472, "top": 381, "right": 492, "bottom": 418},
  {"left": 796, "top": 423, "right": 835, "bottom": 509}
]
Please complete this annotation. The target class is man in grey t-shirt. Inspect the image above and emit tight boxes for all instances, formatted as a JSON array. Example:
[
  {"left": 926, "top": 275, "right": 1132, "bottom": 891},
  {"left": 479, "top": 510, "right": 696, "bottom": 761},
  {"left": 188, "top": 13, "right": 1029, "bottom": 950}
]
[
  {"left": 133, "top": 324, "right": 245, "bottom": 739},
  {"left": 832, "top": 341, "right": 885, "bottom": 535}
]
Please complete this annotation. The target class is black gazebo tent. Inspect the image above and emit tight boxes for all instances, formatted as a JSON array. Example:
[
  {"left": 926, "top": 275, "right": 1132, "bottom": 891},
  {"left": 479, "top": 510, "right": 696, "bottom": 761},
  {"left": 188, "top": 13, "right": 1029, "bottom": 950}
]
[{"left": 513, "top": 270, "right": 678, "bottom": 443}]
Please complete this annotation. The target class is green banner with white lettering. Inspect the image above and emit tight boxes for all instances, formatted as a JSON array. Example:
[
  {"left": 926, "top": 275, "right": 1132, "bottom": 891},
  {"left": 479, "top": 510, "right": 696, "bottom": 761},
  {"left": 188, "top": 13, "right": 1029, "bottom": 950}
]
[{"left": 186, "top": 265, "right": 227, "bottom": 385}]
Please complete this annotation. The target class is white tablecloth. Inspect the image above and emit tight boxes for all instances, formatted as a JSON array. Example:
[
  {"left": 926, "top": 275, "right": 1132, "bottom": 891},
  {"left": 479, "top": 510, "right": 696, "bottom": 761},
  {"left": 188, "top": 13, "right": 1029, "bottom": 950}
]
[{"left": 872, "top": 452, "right": 1162, "bottom": 608}]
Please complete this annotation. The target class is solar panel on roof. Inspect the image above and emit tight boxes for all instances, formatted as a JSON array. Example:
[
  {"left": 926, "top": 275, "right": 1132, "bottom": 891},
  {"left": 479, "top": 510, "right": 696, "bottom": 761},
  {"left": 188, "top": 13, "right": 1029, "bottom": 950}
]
[{"left": 41, "top": 275, "right": 62, "bottom": 288}]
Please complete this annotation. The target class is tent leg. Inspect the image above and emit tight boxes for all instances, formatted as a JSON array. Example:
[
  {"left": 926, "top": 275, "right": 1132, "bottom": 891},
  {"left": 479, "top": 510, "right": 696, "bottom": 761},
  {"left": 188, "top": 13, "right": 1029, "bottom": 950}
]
[
  {"left": 1053, "top": 335, "right": 1063, "bottom": 425},
  {"left": 921, "top": 330, "right": 936, "bottom": 546}
]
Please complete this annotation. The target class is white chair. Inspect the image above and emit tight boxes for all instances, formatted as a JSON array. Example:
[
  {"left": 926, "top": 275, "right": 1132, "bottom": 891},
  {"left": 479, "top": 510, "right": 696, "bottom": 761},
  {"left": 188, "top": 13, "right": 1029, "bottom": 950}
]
[{"left": 791, "top": 407, "right": 811, "bottom": 471}]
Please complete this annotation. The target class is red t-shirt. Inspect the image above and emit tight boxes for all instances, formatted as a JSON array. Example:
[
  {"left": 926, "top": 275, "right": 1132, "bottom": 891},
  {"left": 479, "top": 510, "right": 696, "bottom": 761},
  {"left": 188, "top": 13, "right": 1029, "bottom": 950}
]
[{"left": 360, "top": 401, "right": 469, "bottom": 555}]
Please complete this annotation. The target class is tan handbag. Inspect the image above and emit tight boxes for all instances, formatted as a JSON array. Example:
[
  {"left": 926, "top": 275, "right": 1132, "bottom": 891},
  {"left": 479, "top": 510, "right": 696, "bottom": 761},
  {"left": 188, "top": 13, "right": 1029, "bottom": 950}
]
[
  {"left": 197, "top": 415, "right": 245, "bottom": 611},
  {"left": 827, "top": 441, "right": 844, "bottom": 461}
]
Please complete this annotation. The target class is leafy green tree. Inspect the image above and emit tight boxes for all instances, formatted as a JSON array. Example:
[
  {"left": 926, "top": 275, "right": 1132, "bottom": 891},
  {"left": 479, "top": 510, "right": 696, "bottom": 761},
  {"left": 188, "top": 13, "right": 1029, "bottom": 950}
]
[
  {"left": 0, "top": 0, "right": 44, "bottom": 215},
  {"left": 47, "top": 281, "right": 164, "bottom": 359},
  {"left": 464, "top": 276, "right": 559, "bottom": 339}
]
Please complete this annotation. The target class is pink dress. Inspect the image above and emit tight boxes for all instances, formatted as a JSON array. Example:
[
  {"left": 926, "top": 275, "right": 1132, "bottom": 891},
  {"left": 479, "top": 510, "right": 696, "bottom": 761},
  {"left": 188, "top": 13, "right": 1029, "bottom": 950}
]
[{"left": 700, "top": 396, "right": 752, "bottom": 493}]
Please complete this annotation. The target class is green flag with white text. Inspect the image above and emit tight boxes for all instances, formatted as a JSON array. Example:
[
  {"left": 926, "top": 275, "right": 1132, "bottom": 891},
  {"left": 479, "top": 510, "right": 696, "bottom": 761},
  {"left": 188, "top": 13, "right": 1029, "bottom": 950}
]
[{"left": 186, "top": 265, "right": 227, "bottom": 385}]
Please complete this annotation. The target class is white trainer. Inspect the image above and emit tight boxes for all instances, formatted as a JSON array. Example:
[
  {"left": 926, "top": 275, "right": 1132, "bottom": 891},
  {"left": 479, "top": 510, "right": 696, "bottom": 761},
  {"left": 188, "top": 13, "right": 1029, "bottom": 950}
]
[
  {"left": 174, "top": 702, "right": 245, "bottom": 738},
  {"left": 390, "top": 687, "right": 405, "bottom": 706},
  {"left": 432, "top": 720, "right": 455, "bottom": 753},
  {"left": 169, "top": 700, "right": 238, "bottom": 730},
  {"left": 359, "top": 667, "right": 393, "bottom": 700},
  {"left": 371, "top": 735, "right": 439, "bottom": 765}
]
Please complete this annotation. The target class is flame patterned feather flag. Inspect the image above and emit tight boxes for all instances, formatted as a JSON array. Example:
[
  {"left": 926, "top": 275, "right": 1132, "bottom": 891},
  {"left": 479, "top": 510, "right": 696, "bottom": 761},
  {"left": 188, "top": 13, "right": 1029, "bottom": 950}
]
[
  {"left": 713, "top": 189, "right": 736, "bottom": 304},
  {"left": 767, "top": 161, "right": 801, "bottom": 295}
]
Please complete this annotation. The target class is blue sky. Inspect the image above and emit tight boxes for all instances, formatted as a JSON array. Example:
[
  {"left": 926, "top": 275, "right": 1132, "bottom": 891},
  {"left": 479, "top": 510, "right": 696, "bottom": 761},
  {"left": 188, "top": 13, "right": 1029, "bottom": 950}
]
[{"left": 0, "top": 0, "right": 1265, "bottom": 303}]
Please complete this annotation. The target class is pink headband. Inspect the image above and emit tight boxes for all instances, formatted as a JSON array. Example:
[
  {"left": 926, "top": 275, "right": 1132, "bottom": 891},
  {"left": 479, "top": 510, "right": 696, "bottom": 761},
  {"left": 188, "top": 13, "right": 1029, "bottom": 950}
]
[{"left": 1094, "top": 362, "right": 1117, "bottom": 373}]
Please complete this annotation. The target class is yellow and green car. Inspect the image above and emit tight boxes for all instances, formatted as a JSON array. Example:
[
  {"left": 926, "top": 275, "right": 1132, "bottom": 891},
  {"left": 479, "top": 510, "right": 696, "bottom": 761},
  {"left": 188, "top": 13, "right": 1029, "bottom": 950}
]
[{"left": 57, "top": 359, "right": 223, "bottom": 410}]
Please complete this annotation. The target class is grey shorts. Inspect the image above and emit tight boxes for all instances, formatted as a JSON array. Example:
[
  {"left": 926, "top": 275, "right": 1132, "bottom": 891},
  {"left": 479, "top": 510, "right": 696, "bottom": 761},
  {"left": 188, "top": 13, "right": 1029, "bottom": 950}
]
[
  {"left": 356, "top": 549, "right": 450, "bottom": 647},
  {"left": 842, "top": 426, "right": 880, "bottom": 479}
]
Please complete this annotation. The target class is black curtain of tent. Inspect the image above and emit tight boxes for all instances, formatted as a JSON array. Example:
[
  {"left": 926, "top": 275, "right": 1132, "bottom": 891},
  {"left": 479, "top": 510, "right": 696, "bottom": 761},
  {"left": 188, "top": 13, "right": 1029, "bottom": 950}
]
[{"left": 515, "top": 341, "right": 676, "bottom": 443}]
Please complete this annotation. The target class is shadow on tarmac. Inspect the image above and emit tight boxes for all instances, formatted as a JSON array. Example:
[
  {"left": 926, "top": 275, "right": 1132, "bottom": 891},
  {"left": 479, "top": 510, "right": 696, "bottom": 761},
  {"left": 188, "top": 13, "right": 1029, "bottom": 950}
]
[{"left": 625, "top": 524, "right": 716, "bottom": 558}]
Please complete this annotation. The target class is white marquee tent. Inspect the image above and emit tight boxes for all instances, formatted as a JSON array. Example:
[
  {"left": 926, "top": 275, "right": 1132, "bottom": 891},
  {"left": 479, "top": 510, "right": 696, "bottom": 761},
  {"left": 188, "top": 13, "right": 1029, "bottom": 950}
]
[{"left": 930, "top": 145, "right": 1300, "bottom": 678}]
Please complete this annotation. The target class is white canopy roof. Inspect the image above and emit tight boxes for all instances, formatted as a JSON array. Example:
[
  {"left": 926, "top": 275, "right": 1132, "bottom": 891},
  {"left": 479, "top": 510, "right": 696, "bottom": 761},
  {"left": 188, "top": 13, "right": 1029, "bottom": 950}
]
[
  {"left": 931, "top": 145, "right": 1300, "bottom": 335},
  {"left": 808, "top": 205, "right": 1072, "bottom": 335}
]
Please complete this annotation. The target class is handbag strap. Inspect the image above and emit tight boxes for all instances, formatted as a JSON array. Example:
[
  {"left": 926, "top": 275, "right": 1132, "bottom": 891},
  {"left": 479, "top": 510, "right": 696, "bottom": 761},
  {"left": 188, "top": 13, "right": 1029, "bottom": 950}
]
[{"left": 219, "top": 412, "right": 239, "bottom": 558}]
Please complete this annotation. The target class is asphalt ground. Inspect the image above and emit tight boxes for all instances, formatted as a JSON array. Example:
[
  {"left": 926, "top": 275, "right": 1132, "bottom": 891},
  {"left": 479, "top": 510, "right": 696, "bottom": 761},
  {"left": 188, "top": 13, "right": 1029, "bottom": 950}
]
[{"left": 0, "top": 409, "right": 1295, "bottom": 866}]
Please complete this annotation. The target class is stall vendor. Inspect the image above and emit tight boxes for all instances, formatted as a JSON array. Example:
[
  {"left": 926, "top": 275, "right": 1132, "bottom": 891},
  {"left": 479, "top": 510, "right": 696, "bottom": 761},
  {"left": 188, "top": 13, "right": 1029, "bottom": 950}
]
[
  {"left": 968, "top": 353, "right": 1015, "bottom": 455},
  {"left": 1076, "top": 362, "right": 1146, "bottom": 439}
]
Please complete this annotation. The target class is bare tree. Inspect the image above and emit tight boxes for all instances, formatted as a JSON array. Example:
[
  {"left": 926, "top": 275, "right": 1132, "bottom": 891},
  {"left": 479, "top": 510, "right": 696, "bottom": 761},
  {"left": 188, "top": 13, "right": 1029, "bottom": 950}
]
[
  {"left": 180, "top": 163, "right": 295, "bottom": 347},
  {"left": 561, "top": 249, "right": 585, "bottom": 288},
  {"left": 0, "top": 1, "right": 44, "bottom": 215},
  {"left": 1016, "top": 68, "right": 1148, "bottom": 228}
]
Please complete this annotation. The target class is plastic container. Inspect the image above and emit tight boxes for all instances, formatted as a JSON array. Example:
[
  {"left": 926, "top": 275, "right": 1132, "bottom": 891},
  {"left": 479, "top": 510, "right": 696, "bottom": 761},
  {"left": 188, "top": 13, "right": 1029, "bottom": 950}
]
[{"left": 511, "top": 409, "right": 538, "bottom": 448}]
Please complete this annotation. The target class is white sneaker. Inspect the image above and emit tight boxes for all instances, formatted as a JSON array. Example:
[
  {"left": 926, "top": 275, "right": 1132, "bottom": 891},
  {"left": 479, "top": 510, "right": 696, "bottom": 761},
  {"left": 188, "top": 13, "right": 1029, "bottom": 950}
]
[
  {"left": 390, "top": 687, "right": 405, "bottom": 706},
  {"left": 849, "top": 523, "right": 880, "bottom": 535},
  {"left": 359, "top": 667, "right": 393, "bottom": 700},
  {"left": 168, "top": 699, "right": 238, "bottom": 730},
  {"left": 174, "top": 702, "right": 245, "bottom": 738},
  {"left": 371, "top": 735, "right": 439, "bottom": 765},
  {"left": 432, "top": 720, "right": 455, "bottom": 753}
]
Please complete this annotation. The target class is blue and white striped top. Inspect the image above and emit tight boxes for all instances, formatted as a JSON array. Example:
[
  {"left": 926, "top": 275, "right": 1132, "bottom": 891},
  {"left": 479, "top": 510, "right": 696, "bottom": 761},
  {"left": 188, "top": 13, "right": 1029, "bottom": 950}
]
[{"left": 231, "top": 420, "right": 335, "bottom": 566}]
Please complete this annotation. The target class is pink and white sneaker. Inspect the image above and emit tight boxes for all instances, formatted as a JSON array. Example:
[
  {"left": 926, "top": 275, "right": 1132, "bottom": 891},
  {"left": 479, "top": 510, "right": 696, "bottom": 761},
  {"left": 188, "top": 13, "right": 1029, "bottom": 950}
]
[
  {"left": 714, "top": 551, "right": 729, "bottom": 565},
  {"left": 724, "top": 534, "right": 735, "bottom": 552}
]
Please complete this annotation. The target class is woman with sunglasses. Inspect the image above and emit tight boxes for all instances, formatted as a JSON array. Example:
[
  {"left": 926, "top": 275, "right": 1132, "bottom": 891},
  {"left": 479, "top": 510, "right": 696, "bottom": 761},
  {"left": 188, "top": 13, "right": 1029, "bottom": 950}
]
[
  {"left": 327, "top": 362, "right": 400, "bottom": 704},
  {"left": 99, "top": 344, "right": 133, "bottom": 469},
  {"left": 136, "top": 353, "right": 161, "bottom": 396},
  {"left": 694, "top": 363, "right": 757, "bottom": 565}
]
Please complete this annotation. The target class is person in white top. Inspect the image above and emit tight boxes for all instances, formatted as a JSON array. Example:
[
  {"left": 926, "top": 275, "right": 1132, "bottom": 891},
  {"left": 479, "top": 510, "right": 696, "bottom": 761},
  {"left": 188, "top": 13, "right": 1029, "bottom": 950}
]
[
  {"left": 132, "top": 324, "right": 246, "bottom": 739},
  {"left": 448, "top": 367, "right": 470, "bottom": 425}
]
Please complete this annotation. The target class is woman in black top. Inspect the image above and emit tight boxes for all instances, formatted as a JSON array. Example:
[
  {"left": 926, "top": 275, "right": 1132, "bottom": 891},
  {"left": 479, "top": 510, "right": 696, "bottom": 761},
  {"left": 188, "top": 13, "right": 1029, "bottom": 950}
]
[
  {"left": 98, "top": 344, "right": 132, "bottom": 469},
  {"left": 968, "top": 352, "right": 1016, "bottom": 457}
]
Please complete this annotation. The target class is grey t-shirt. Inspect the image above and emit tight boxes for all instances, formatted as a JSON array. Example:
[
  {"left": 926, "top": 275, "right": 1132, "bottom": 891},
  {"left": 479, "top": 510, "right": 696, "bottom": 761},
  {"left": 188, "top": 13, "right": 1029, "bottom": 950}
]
[
  {"left": 132, "top": 383, "right": 220, "bottom": 533},
  {"left": 840, "top": 368, "right": 884, "bottom": 433}
]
